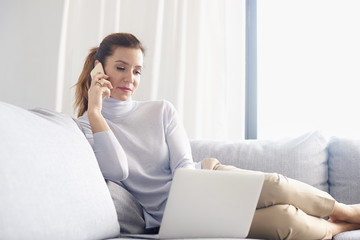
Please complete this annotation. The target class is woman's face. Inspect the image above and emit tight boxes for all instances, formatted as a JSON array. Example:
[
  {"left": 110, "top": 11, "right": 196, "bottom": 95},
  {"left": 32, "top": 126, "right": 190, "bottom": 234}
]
[{"left": 104, "top": 46, "right": 143, "bottom": 101}]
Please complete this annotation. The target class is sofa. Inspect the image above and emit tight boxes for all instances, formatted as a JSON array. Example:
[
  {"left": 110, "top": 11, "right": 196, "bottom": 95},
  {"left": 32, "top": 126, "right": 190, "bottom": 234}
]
[{"left": 0, "top": 100, "right": 359, "bottom": 240}]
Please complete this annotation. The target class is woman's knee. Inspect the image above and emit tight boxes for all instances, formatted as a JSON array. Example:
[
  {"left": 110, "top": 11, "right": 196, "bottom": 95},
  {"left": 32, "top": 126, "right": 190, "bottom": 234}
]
[
  {"left": 257, "top": 173, "right": 291, "bottom": 208},
  {"left": 249, "top": 204, "right": 312, "bottom": 240}
]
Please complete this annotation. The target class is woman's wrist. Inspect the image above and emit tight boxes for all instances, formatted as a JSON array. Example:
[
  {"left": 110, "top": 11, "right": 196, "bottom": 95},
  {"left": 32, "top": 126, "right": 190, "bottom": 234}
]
[
  {"left": 87, "top": 108, "right": 102, "bottom": 118},
  {"left": 87, "top": 110, "right": 110, "bottom": 133}
]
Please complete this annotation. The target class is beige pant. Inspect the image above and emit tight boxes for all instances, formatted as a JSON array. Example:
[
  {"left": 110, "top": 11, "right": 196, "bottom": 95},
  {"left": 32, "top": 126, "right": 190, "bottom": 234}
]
[{"left": 201, "top": 158, "right": 335, "bottom": 240}]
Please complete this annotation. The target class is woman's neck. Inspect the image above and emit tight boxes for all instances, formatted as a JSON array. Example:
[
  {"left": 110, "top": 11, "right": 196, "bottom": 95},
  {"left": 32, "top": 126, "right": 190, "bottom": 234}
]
[{"left": 101, "top": 97, "right": 135, "bottom": 119}]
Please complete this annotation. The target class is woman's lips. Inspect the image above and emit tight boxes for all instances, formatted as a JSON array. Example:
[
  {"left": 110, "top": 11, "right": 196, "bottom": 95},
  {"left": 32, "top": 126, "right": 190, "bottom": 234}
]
[{"left": 118, "top": 87, "right": 132, "bottom": 93}]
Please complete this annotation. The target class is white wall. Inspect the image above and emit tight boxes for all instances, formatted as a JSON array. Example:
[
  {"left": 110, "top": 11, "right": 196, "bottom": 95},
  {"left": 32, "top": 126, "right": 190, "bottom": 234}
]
[{"left": 0, "top": 0, "right": 64, "bottom": 110}]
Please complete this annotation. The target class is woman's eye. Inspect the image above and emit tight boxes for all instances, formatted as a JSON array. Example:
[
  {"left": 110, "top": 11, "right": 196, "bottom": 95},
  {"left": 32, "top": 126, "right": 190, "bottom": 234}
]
[
  {"left": 135, "top": 70, "right": 142, "bottom": 75},
  {"left": 116, "top": 66, "right": 125, "bottom": 71}
]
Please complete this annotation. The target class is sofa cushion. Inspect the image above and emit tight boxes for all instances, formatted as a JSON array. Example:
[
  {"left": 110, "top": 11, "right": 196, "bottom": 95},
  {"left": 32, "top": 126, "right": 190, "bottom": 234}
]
[
  {"left": 106, "top": 180, "right": 146, "bottom": 234},
  {"left": 328, "top": 136, "right": 360, "bottom": 204},
  {"left": 191, "top": 131, "right": 329, "bottom": 192},
  {"left": 334, "top": 229, "right": 360, "bottom": 240},
  {"left": 0, "top": 102, "right": 120, "bottom": 239}
]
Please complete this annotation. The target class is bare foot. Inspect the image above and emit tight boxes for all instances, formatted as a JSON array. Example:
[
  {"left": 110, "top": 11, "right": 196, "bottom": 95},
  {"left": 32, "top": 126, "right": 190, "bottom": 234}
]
[
  {"left": 348, "top": 204, "right": 360, "bottom": 223},
  {"left": 327, "top": 219, "right": 360, "bottom": 236},
  {"left": 330, "top": 203, "right": 360, "bottom": 224}
]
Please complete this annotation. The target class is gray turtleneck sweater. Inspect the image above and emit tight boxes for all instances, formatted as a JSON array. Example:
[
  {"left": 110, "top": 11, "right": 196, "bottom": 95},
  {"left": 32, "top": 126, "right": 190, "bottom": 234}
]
[{"left": 78, "top": 97, "right": 198, "bottom": 228}]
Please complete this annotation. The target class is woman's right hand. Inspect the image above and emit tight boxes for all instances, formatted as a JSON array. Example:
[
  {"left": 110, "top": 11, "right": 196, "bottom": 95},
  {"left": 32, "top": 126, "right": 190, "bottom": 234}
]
[
  {"left": 87, "top": 72, "right": 113, "bottom": 115},
  {"left": 87, "top": 70, "right": 113, "bottom": 133}
]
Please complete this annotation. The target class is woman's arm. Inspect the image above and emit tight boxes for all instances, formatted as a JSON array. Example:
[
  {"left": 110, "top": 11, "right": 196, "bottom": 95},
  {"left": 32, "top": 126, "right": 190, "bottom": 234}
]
[
  {"left": 79, "top": 66, "right": 129, "bottom": 182},
  {"left": 164, "top": 101, "right": 195, "bottom": 173},
  {"left": 78, "top": 117, "right": 129, "bottom": 182}
]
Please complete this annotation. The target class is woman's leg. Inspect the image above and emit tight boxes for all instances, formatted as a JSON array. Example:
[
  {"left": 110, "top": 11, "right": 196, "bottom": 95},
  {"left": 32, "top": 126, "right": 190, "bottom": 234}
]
[
  {"left": 259, "top": 172, "right": 335, "bottom": 217},
  {"left": 201, "top": 158, "right": 360, "bottom": 238},
  {"left": 248, "top": 204, "right": 360, "bottom": 240},
  {"left": 327, "top": 218, "right": 360, "bottom": 237},
  {"left": 201, "top": 158, "right": 335, "bottom": 217},
  {"left": 248, "top": 204, "right": 332, "bottom": 239},
  {"left": 329, "top": 202, "right": 360, "bottom": 224},
  {"left": 201, "top": 158, "right": 360, "bottom": 239}
]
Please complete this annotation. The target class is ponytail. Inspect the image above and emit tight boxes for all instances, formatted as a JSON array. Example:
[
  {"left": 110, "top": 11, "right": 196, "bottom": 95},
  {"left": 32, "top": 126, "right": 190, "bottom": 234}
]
[{"left": 74, "top": 47, "right": 98, "bottom": 117}]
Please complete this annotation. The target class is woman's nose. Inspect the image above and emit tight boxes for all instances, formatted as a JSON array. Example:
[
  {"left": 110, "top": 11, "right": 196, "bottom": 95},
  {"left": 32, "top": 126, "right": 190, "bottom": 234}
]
[{"left": 124, "top": 72, "right": 134, "bottom": 83}]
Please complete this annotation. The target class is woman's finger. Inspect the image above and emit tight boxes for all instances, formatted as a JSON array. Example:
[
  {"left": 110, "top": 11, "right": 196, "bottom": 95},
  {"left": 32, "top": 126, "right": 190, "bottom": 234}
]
[
  {"left": 91, "top": 73, "right": 109, "bottom": 86},
  {"left": 94, "top": 78, "right": 113, "bottom": 89},
  {"left": 91, "top": 80, "right": 112, "bottom": 100},
  {"left": 103, "top": 87, "right": 111, "bottom": 99},
  {"left": 101, "top": 79, "right": 113, "bottom": 89},
  {"left": 94, "top": 81, "right": 102, "bottom": 87}
]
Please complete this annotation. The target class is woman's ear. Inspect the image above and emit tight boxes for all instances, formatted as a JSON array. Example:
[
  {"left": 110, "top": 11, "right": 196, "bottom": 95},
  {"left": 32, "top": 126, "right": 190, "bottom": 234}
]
[{"left": 94, "top": 60, "right": 100, "bottom": 66}]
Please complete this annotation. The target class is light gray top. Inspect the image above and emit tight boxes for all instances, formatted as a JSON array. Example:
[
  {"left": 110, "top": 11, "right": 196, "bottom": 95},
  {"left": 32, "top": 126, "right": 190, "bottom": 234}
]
[{"left": 78, "top": 97, "right": 198, "bottom": 228}]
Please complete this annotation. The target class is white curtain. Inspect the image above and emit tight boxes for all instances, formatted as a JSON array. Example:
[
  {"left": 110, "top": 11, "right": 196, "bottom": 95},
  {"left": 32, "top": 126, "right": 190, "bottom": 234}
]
[{"left": 58, "top": 0, "right": 246, "bottom": 140}]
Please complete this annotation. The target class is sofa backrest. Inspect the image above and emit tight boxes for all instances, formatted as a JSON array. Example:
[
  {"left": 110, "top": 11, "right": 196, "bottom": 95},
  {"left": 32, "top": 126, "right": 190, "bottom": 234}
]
[
  {"left": 191, "top": 131, "right": 329, "bottom": 193},
  {"left": 0, "top": 102, "right": 120, "bottom": 239}
]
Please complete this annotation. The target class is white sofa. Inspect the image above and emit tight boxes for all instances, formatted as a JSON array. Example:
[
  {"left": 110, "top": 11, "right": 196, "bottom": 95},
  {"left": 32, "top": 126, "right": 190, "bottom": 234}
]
[{"left": 1, "top": 101, "right": 359, "bottom": 240}]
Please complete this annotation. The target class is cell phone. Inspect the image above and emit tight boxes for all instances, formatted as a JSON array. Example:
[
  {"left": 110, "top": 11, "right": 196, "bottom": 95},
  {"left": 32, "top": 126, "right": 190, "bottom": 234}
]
[{"left": 90, "top": 62, "right": 105, "bottom": 79}]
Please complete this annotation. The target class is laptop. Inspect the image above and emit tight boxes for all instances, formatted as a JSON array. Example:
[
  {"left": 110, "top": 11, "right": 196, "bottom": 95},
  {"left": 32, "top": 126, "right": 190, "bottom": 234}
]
[{"left": 122, "top": 168, "right": 264, "bottom": 239}]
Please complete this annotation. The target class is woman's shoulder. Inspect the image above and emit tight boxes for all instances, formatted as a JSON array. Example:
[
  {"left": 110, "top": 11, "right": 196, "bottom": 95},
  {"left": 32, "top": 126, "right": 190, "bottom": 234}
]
[
  {"left": 77, "top": 112, "right": 89, "bottom": 123},
  {"left": 135, "top": 99, "right": 175, "bottom": 111},
  {"left": 134, "top": 100, "right": 178, "bottom": 122}
]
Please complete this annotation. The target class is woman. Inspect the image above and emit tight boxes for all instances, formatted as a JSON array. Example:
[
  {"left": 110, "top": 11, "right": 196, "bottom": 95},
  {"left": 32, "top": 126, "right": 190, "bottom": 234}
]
[{"left": 74, "top": 33, "right": 360, "bottom": 239}]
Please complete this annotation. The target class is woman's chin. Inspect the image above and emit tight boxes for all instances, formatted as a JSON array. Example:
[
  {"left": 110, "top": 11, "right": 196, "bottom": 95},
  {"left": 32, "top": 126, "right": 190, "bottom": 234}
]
[{"left": 110, "top": 94, "right": 131, "bottom": 102}]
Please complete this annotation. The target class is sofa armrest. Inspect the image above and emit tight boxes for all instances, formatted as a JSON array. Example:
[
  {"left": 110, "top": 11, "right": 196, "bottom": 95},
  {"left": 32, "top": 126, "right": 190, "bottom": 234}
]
[{"left": 328, "top": 137, "right": 360, "bottom": 204}]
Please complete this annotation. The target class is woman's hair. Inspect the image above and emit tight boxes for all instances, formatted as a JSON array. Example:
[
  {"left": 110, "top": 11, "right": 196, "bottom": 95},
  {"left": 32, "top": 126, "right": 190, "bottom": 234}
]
[{"left": 74, "top": 33, "right": 145, "bottom": 117}]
